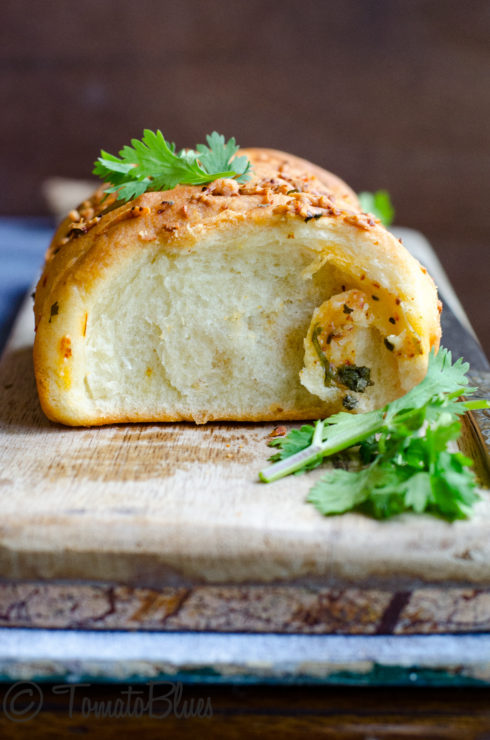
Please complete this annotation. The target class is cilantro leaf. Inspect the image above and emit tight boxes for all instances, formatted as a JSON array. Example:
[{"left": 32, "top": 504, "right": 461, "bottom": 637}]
[
  {"left": 430, "top": 451, "right": 480, "bottom": 520},
  {"left": 308, "top": 448, "right": 479, "bottom": 522},
  {"left": 403, "top": 471, "right": 432, "bottom": 513},
  {"left": 196, "top": 132, "right": 252, "bottom": 183},
  {"left": 308, "top": 467, "right": 371, "bottom": 514},
  {"left": 93, "top": 129, "right": 252, "bottom": 202},
  {"left": 259, "top": 347, "right": 488, "bottom": 521},
  {"left": 268, "top": 424, "right": 315, "bottom": 461},
  {"left": 358, "top": 190, "right": 395, "bottom": 226},
  {"left": 385, "top": 349, "right": 472, "bottom": 421}
]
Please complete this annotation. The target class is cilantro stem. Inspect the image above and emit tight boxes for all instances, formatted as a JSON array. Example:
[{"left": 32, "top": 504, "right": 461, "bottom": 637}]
[
  {"left": 312, "top": 418, "right": 325, "bottom": 446},
  {"left": 463, "top": 399, "right": 489, "bottom": 410},
  {"left": 259, "top": 413, "right": 382, "bottom": 483}
]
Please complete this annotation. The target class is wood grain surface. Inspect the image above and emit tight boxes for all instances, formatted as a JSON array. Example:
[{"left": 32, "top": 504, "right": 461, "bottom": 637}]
[{"left": 0, "top": 284, "right": 489, "bottom": 592}]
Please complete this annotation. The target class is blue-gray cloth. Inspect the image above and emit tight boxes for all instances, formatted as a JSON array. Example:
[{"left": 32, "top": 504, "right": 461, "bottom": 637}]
[{"left": 0, "top": 218, "right": 54, "bottom": 352}]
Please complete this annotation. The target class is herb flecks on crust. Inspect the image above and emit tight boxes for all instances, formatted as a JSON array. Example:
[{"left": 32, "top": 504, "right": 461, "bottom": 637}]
[{"left": 51, "top": 146, "right": 394, "bottom": 255}]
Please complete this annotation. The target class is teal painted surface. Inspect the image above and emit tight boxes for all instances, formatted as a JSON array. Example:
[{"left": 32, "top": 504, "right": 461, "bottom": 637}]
[{"left": 0, "top": 664, "right": 487, "bottom": 687}]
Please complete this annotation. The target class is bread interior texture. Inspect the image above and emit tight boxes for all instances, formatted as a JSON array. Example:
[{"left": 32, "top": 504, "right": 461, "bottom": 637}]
[{"left": 83, "top": 227, "right": 395, "bottom": 422}]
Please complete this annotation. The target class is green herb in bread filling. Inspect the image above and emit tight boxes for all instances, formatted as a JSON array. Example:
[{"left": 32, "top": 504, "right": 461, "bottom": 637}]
[
  {"left": 342, "top": 394, "right": 358, "bottom": 410},
  {"left": 312, "top": 326, "right": 374, "bottom": 393},
  {"left": 311, "top": 325, "right": 336, "bottom": 386},
  {"left": 337, "top": 364, "right": 374, "bottom": 393}
]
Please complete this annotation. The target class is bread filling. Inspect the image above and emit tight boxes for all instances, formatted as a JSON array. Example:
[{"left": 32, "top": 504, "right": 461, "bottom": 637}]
[{"left": 300, "top": 288, "right": 405, "bottom": 412}]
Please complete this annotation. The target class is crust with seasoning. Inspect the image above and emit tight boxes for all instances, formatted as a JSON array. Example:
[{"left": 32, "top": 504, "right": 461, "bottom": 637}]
[{"left": 33, "top": 148, "right": 441, "bottom": 426}]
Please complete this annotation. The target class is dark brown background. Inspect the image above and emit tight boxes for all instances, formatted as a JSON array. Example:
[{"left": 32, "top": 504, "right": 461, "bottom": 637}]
[
  {"left": 2, "top": 0, "right": 489, "bottom": 351},
  {"left": 2, "top": 683, "right": 490, "bottom": 739}
]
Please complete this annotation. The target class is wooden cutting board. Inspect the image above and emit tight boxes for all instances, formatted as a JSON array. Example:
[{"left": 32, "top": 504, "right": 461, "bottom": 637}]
[
  {"left": 1, "top": 240, "right": 489, "bottom": 602},
  {"left": 1, "top": 231, "right": 490, "bottom": 637}
]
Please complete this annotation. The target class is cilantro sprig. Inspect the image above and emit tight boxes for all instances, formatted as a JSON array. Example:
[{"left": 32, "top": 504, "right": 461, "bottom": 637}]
[
  {"left": 93, "top": 130, "right": 252, "bottom": 202},
  {"left": 259, "top": 349, "right": 489, "bottom": 521},
  {"left": 358, "top": 190, "right": 394, "bottom": 226}
]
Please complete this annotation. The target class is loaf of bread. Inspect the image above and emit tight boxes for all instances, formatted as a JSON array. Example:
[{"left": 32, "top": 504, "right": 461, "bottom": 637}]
[{"left": 33, "top": 148, "right": 441, "bottom": 426}]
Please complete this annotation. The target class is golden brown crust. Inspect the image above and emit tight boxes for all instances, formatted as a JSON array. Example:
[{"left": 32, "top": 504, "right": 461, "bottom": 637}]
[
  {"left": 33, "top": 149, "right": 372, "bottom": 330},
  {"left": 33, "top": 148, "right": 441, "bottom": 426}
]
